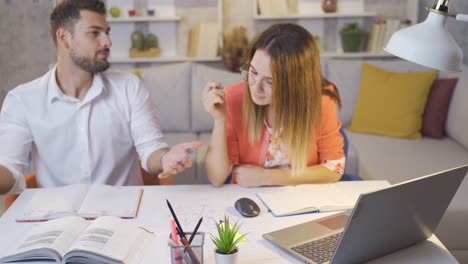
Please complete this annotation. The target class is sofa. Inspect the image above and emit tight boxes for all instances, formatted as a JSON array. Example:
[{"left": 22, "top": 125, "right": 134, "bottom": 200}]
[{"left": 131, "top": 59, "right": 468, "bottom": 262}]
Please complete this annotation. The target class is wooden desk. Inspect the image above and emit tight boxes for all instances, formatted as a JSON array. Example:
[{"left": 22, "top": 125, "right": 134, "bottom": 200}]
[{"left": 0, "top": 182, "right": 458, "bottom": 263}]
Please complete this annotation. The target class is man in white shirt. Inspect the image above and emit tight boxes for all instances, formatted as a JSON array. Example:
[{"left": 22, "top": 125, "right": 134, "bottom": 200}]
[{"left": 0, "top": 0, "right": 201, "bottom": 195}]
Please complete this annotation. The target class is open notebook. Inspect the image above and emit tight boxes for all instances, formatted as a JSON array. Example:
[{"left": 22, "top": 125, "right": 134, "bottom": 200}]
[
  {"left": 0, "top": 216, "right": 153, "bottom": 264},
  {"left": 16, "top": 184, "right": 143, "bottom": 222},
  {"left": 257, "top": 182, "right": 389, "bottom": 217}
]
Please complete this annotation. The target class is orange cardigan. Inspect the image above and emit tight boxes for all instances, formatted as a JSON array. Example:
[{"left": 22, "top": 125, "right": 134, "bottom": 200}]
[{"left": 225, "top": 82, "right": 344, "bottom": 183}]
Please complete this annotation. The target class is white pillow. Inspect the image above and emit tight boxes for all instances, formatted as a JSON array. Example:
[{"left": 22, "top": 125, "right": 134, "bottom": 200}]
[
  {"left": 191, "top": 63, "right": 242, "bottom": 132},
  {"left": 139, "top": 63, "right": 191, "bottom": 132}
]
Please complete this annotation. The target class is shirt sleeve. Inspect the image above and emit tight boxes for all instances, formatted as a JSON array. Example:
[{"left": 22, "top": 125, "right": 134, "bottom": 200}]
[
  {"left": 127, "top": 75, "right": 169, "bottom": 172},
  {"left": 0, "top": 91, "right": 32, "bottom": 194},
  {"left": 317, "top": 93, "right": 345, "bottom": 163}
]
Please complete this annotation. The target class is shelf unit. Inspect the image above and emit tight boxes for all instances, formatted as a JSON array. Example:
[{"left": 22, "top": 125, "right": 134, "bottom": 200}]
[
  {"left": 105, "top": 0, "right": 223, "bottom": 65},
  {"left": 108, "top": 56, "right": 222, "bottom": 64},
  {"left": 253, "top": 12, "right": 378, "bottom": 20},
  {"left": 252, "top": 0, "right": 419, "bottom": 58}
]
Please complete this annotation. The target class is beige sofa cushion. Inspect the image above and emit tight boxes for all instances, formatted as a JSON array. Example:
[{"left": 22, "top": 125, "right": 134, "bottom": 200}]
[
  {"left": 139, "top": 63, "right": 192, "bottom": 132},
  {"left": 443, "top": 65, "right": 468, "bottom": 150},
  {"left": 191, "top": 63, "right": 242, "bottom": 132},
  {"left": 345, "top": 129, "right": 468, "bottom": 249}
]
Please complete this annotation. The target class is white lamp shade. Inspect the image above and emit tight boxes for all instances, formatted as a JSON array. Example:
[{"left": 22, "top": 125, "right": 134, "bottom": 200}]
[{"left": 384, "top": 12, "right": 463, "bottom": 72}]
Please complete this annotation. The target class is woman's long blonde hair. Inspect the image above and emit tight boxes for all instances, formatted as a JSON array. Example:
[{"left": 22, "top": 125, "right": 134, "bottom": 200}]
[{"left": 243, "top": 23, "right": 340, "bottom": 176}]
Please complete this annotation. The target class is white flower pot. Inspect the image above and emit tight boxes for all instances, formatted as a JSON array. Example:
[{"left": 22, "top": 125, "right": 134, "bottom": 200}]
[{"left": 214, "top": 248, "right": 239, "bottom": 264}]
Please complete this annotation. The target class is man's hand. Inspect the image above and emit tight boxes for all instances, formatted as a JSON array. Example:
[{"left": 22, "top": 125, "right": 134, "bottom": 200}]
[
  {"left": 158, "top": 141, "right": 202, "bottom": 179},
  {"left": 233, "top": 165, "right": 271, "bottom": 187}
]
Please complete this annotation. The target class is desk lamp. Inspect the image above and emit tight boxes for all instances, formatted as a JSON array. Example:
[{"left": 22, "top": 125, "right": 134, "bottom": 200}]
[{"left": 384, "top": 0, "right": 468, "bottom": 72}]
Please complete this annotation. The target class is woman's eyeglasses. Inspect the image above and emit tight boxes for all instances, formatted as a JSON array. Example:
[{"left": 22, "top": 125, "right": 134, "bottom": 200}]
[{"left": 240, "top": 62, "right": 272, "bottom": 90}]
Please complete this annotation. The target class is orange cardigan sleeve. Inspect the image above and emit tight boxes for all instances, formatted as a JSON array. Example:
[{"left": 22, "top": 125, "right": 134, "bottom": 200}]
[{"left": 316, "top": 92, "right": 345, "bottom": 163}]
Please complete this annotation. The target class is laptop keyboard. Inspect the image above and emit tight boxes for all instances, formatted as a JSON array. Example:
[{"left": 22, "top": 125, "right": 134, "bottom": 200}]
[{"left": 291, "top": 232, "right": 342, "bottom": 264}]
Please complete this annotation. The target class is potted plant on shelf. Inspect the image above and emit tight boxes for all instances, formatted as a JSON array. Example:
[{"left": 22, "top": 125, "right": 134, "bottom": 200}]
[
  {"left": 211, "top": 216, "right": 246, "bottom": 264},
  {"left": 340, "top": 23, "right": 363, "bottom": 52}
]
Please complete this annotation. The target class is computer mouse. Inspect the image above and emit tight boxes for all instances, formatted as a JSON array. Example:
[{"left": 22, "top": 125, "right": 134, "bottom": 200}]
[{"left": 234, "top": 197, "right": 260, "bottom": 217}]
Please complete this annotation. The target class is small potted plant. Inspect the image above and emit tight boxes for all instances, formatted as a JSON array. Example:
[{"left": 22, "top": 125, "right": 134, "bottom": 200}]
[
  {"left": 211, "top": 216, "right": 246, "bottom": 264},
  {"left": 340, "top": 23, "right": 363, "bottom": 52}
]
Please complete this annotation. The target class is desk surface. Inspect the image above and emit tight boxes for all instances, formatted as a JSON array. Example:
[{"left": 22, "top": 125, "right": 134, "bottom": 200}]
[{"left": 0, "top": 182, "right": 458, "bottom": 264}]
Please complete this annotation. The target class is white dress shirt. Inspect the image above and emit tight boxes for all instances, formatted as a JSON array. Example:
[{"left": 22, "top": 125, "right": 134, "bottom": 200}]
[{"left": 0, "top": 67, "right": 168, "bottom": 194}]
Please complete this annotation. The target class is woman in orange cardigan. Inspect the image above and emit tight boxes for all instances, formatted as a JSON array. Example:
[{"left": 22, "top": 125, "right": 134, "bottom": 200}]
[{"left": 202, "top": 23, "right": 345, "bottom": 187}]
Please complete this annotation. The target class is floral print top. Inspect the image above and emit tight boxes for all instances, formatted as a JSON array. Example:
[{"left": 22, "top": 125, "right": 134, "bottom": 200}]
[{"left": 264, "top": 126, "right": 346, "bottom": 175}]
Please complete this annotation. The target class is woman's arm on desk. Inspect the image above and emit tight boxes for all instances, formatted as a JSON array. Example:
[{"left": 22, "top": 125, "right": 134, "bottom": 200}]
[{"left": 233, "top": 164, "right": 341, "bottom": 187}]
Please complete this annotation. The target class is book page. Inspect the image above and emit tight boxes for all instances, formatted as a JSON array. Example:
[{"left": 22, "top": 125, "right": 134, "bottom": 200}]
[
  {"left": 0, "top": 217, "right": 89, "bottom": 262},
  {"left": 257, "top": 184, "right": 354, "bottom": 216},
  {"left": 64, "top": 216, "right": 153, "bottom": 264},
  {"left": 17, "top": 184, "right": 90, "bottom": 222},
  {"left": 297, "top": 184, "right": 355, "bottom": 211},
  {"left": 77, "top": 185, "right": 143, "bottom": 219}
]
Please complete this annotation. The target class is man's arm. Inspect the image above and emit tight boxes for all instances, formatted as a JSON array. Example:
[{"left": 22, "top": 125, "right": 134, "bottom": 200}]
[
  {"left": 146, "top": 142, "right": 202, "bottom": 179},
  {"left": 0, "top": 165, "right": 15, "bottom": 194}
]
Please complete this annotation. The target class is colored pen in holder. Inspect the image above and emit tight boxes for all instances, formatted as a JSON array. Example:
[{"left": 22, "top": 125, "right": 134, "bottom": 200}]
[{"left": 168, "top": 232, "right": 205, "bottom": 264}]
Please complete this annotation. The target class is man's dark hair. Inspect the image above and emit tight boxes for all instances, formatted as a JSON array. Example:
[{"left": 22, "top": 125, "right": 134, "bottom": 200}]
[{"left": 50, "top": 0, "right": 106, "bottom": 47}]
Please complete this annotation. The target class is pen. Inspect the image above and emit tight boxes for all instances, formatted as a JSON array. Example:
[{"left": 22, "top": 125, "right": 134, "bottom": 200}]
[
  {"left": 177, "top": 149, "right": 194, "bottom": 165},
  {"left": 167, "top": 239, "right": 191, "bottom": 263},
  {"left": 170, "top": 220, "right": 182, "bottom": 264},
  {"left": 188, "top": 217, "right": 203, "bottom": 245},
  {"left": 167, "top": 199, "right": 201, "bottom": 264},
  {"left": 177, "top": 227, "right": 201, "bottom": 264},
  {"left": 166, "top": 199, "right": 186, "bottom": 238}
]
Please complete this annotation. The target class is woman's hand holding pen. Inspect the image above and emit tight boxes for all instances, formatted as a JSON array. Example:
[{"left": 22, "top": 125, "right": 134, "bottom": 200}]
[
  {"left": 158, "top": 141, "right": 202, "bottom": 179},
  {"left": 202, "top": 81, "right": 226, "bottom": 120}
]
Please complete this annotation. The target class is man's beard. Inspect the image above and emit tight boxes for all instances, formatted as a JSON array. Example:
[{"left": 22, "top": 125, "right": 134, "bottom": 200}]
[{"left": 70, "top": 48, "right": 110, "bottom": 73}]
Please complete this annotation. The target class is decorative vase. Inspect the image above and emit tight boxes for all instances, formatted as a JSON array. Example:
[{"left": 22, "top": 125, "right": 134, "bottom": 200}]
[
  {"left": 322, "top": 0, "right": 337, "bottom": 13},
  {"left": 214, "top": 248, "right": 239, "bottom": 264}
]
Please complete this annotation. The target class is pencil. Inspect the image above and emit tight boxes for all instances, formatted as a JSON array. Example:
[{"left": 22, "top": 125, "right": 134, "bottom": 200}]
[{"left": 188, "top": 217, "right": 203, "bottom": 245}]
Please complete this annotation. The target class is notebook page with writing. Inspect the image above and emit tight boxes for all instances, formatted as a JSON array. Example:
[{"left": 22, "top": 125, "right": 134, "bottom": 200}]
[
  {"left": 257, "top": 184, "right": 354, "bottom": 217},
  {"left": 77, "top": 185, "right": 143, "bottom": 219},
  {"left": 17, "top": 184, "right": 90, "bottom": 222}
]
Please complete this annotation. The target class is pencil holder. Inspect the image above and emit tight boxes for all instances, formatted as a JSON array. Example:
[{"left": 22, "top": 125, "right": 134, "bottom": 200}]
[{"left": 169, "top": 232, "right": 205, "bottom": 264}]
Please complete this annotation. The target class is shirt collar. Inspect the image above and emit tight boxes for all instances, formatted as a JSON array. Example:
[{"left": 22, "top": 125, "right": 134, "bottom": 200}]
[{"left": 47, "top": 66, "right": 107, "bottom": 103}]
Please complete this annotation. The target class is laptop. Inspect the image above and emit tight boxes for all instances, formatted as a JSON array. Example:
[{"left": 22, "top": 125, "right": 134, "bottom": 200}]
[{"left": 262, "top": 165, "right": 468, "bottom": 264}]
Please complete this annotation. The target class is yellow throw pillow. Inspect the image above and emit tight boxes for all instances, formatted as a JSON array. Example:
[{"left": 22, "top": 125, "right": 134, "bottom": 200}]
[{"left": 347, "top": 63, "right": 437, "bottom": 139}]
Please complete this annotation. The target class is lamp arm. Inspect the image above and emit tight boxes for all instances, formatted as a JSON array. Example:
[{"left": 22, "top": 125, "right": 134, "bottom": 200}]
[{"left": 456, "top": 14, "right": 468, "bottom": 22}]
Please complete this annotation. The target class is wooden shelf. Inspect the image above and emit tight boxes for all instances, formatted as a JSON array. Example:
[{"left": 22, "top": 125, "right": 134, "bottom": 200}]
[
  {"left": 319, "top": 52, "right": 394, "bottom": 58},
  {"left": 253, "top": 12, "right": 377, "bottom": 20},
  {"left": 108, "top": 56, "right": 222, "bottom": 63},
  {"left": 107, "top": 16, "right": 181, "bottom": 23}
]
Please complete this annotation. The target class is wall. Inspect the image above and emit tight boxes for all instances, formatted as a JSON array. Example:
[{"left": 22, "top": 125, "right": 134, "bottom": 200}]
[
  {"left": 1, "top": 0, "right": 468, "bottom": 109},
  {"left": 0, "top": 0, "right": 55, "bottom": 108}
]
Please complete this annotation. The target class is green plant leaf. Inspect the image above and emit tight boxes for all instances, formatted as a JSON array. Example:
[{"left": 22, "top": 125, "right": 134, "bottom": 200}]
[{"left": 210, "top": 216, "right": 246, "bottom": 254}]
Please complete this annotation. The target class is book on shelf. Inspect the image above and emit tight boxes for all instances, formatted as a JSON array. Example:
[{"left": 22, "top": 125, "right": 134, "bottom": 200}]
[
  {"left": 367, "top": 18, "right": 404, "bottom": 53},
  {"left": 17, "top": 184, "right": 143, "bottom": 222},
  {"left": 0, "top": 216, "right": 153, "bottom": 264},
  {"left": 258, "top": 0, "right": 290, "bottom": 16},
  {"left": 187, "top": 22, "right": 219, "bottom": 58},
  {"left": 257, "top": 181, "right": 390, "bottom": 217}
]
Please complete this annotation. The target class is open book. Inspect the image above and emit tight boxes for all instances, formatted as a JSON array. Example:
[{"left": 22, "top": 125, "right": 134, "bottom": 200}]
[
  {"left": 0, "top": 216, "right": 153, "bottom": 264},
  {"left": 257, "top": 182, "right": 388, "bottom": 217},
  {"left": 17, "top": 184, "right": 143, "bottom": 222}
]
